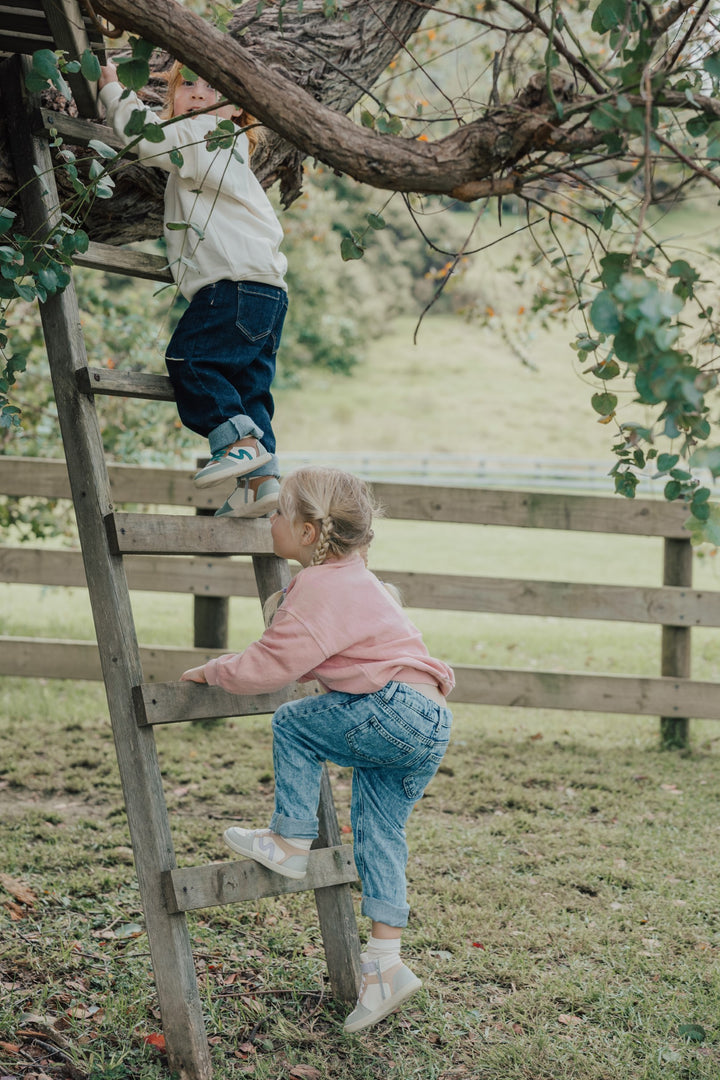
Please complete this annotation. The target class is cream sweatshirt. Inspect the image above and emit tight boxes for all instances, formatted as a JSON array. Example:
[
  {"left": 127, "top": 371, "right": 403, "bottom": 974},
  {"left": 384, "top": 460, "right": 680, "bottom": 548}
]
[
  {"left": 99, "top": 82, "right": 287, "bottom": 300},
  {"left": 203, "top": 554, "right": 455, "bottom": 697}
]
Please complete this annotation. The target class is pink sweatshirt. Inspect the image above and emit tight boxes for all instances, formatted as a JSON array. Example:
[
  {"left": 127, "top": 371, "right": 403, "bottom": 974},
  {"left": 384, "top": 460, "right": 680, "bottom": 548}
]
[{"left": 203, "top": 554, "right": 455, "bottom": 697}]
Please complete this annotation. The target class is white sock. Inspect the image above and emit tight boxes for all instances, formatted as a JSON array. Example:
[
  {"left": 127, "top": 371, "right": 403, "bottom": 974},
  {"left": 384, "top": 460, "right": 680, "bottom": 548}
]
[
  {"left": 282, "top": 834, "right": 313, "bottom": 850},
  {"left": 366, "top": 935, "right": 402, "bottom": 972}
]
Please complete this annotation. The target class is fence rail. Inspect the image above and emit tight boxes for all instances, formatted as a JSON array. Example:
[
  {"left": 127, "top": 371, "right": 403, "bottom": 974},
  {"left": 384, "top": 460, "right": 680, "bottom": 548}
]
[{"left": 0, "top": 455, "right": 714, "bottom": 742}]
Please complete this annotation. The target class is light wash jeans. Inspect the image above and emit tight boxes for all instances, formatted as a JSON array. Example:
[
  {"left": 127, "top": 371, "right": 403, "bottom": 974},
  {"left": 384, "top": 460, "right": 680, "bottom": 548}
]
[{"left": 269, "top": 681, "right": 453, "bottom": 927}]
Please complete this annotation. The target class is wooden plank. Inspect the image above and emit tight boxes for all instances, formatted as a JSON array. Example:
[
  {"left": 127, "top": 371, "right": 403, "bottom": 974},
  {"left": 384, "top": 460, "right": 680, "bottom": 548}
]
[
  {"left": 73, "top": 241, "right": 173, "bottom": 283},
  {"left": 314, "top": 764, "right": 361, "bottom": 1002},
  {"left": 9, "top": 546, "right": 720, "bottom": 628},
  {"left": 0, "top": 637, "right": 239, "bottom": 683},
  {"left": 372, "top": 483, "right": 691, "bottom": 538},
  {"left": 383, "top": 571, "right": 720, "bottom": 627},
  {"left": 451, "top": 664, "right": 720, "bottom": 720},
  {"left": 37, "top": 108, "right": 126, "bottom": 151},
  {"left": 7, "top": 545, "right": 720, "bottom": 627},
  {"left": 77, "top": 367, "right": 175, "bottom": 400},
  {"left": 162, "top": 846, "right": 358, "bottom": 915},
  {"left": 0, "top": 458, "right": 695, "bottom": 534},
  {"left": 133, "top": 679, "right": 323, "bottom": 725},
  {"left": 105, "top": 512, "right": 275, "bottom": 556}
]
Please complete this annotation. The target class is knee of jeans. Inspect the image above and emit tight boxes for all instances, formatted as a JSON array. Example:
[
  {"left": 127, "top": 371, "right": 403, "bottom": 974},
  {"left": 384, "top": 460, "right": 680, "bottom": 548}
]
[{"left": 271, "top": 701, "right": 294, "bottom": 732}]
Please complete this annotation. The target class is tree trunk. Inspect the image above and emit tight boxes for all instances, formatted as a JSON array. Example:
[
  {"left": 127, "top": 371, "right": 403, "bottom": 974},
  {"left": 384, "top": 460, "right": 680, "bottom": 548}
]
[{"left": 0, "top": 0, "right": 437, "bottom": 244}]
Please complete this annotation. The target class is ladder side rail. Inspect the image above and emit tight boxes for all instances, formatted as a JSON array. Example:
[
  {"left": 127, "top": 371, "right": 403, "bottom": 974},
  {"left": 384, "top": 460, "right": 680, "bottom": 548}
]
[{"left": 0, "top": 55, "right": 212, "bottom": 1080}]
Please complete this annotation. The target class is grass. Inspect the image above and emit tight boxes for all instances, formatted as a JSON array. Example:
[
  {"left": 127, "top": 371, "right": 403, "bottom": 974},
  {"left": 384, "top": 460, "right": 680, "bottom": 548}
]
[{"left": 2, "top": 669, "right": 720, "bottom": 1080}]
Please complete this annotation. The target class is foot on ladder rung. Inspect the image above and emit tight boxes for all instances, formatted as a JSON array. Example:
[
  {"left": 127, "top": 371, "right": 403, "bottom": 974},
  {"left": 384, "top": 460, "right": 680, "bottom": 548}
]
[
  {"left": 162, "top": 849, "right": 359, "bottom": 914},
  {"left": 105, "top": 511, "right": 274, "bottom": 556}
]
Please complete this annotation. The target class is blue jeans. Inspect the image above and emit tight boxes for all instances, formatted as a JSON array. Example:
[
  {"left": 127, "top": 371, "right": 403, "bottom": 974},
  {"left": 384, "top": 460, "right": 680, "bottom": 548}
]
[
  {"left": 269, "top": 682, "right": 453, "bottom": 927},
  {"left": 165, "top": 280, "right": 288, "bottom": 477}
]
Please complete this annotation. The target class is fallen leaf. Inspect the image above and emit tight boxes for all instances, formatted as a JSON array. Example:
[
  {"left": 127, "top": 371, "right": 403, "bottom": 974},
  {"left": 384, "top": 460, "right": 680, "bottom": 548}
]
[
  {"left": 144, "top": 1032, "right": 166, "bottom": 1051},
  {"left": 3, "top": 901, "right": 26, "bottom": 921},
  {"left": 0, "top": 1042, "right": 20, "bottom": 1053},
  {"left": 289, "top": 1066, "right": 322, "bottom": 1080},
  {"left": 0, "top": 874, "right": 37, "bottom": 907},
  {"left": 558, "top": 1014, "right": 583, "bottom": 1025}
]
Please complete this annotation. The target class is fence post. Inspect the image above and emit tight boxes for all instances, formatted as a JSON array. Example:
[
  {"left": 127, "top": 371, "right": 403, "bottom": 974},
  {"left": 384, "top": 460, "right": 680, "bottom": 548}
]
[
  {"left": 193, "top": 487, "right": 229, "bottom": 649},
  {"left": 660, "top": 537, "right": 692, "bottom": 749}
]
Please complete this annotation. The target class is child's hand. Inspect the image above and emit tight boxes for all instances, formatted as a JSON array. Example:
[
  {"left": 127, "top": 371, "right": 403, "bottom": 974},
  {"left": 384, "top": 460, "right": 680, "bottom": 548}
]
[
  {"left": 181, "top": 666, "right": 208, "bottom": 684},
  {"left": 98, "top": 61, "right": 118, "bottom": 90}
]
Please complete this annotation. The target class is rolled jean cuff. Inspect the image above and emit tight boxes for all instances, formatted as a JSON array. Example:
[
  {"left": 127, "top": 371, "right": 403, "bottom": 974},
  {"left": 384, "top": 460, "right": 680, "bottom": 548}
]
[
  {"left": 270, "top": 811, "right": 318, "bottom": 841},
  {"left": 249, "top": 453, "right": 280, "bottom": 479},
  {"left": 360, "top": 894, "right": 409, "bottom": 928},
  {"left": 208, "top": 414, "right": 263, "bottom": 454}
]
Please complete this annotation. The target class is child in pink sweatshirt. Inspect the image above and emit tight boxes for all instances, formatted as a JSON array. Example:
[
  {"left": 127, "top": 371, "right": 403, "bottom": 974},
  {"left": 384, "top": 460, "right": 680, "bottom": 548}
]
[{"left": 181, "top": 466, "right": 454, "bottom": 1032}]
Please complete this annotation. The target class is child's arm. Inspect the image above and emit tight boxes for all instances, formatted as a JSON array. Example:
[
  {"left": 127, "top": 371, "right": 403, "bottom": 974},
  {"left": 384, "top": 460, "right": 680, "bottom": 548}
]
[
  {"left": 179, "top": 608, "right": 328, "bottom": 696},
  {"left": 98, "top": 73, "right": 250, "bottom": 191}
]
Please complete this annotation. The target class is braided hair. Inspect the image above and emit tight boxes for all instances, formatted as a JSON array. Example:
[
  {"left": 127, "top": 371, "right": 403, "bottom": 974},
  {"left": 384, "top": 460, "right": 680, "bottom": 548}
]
[{"left": 279, "top": 467, "right": 378, "bottom": 567}]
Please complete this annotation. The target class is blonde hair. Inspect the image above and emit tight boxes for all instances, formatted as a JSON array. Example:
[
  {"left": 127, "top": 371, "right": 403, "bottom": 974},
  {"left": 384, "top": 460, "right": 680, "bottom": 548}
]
[
  {"left": 279, "top": 467, "right": 378, "bottom": 567},
  {"left": 161, "top": 61, "right": 261, "bottom": 155}
]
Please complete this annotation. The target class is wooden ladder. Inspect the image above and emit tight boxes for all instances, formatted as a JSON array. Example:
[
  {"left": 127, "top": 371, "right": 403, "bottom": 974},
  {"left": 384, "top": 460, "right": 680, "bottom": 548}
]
[{"left": 1, "top": 53, "right": 361, "bottom": 1080}]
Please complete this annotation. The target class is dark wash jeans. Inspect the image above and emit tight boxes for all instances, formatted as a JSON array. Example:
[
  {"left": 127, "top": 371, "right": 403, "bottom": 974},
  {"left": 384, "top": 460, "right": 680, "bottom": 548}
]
[{"left": 165, "top": 279, "right": 288, "bottom": 475}]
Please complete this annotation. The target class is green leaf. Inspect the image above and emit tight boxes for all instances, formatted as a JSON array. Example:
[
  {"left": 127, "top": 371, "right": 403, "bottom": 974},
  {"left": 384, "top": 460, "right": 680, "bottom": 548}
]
[
  {"left": 598, "top": 252, "right": 631, "bottom": 288},
  {"left": 0, "top": 207, "right": 17, "bottom": 236},
  {"left": 180, "top": 66, "right": 198, "bottom": 83},
  {"left": 340, "top": 235, "right": 364, "bottom": 261},
  {"left": 141, "top": 123, "right": 166, "bottom": 144},
  {"left": 591, "top": 0, "right": 627, "bottom": 33},
  {"left": 703, "top": 52, "right": 720, "bottom": 79},
  {"left": 591, "top": 391, "right": 617, "bottom": 416},
  {"left": 614, "top": 470, "right": 638, "bottom": 498},
  {"left": 590, "top": 291, "right": 621, "bottom": 334},
  {"left": 31, "top": 49, "right": 60, "bottom": 79},
  {"left": 167, "top": 221, "right": 191, "bottom": 231},
  {"left": 14, "top": 282, "right": 36, "bottom": 302},
  {"left": 88, "top": 139, "right": 117, "bottom": 160},
  {"left": 169, "top": 149, "right": 185, "bottom": 168},
  {"left": 601, "top": 203, "right": 616, "bottom": 229},
  {"left": 690, "top": 500, "right": 711, "bottom": 521},
  {"left": 123, "top": 109, "right": 150, "bottom": 137},
  {"left": 361, "top": 109, "right": 375, "bottom": 129},
  {"left": 656, "top": 453, "right": 679, "bottom": 472},
  {"left": 116, "top": 56, "right": 150, "bottom": 92},
  {"left": 81, "top": 48, "right": 102, "bottom": 82},
  {"left": 594, "top": 359, "right": 620, "bottom": 380},
  {"left": 686, "top": 115, "right": 710, "bottom": 138},
  {"left": 685, "top": 504, "right": 720, "bottom": 546},
  {"left": 130, "top": 37, "right": 155, "bottom": 61},
  {"left": 366, "top": 213, "right": 386, "bottom": 230},
  {"left": 664, "top": 480, "right": 682, "bottom": 501}
]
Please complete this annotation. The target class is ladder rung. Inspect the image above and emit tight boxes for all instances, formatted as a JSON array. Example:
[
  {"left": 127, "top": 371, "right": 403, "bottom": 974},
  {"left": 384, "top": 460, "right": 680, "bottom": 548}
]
[
  {"left": 73, "top": 241, "right": 174, "bottom": 283},
  {"left": 37, "top": 108, "right": 128, "bottom": 152},
  {"left": 134, "top": 680, "right": 321, "bottom": 725},
  {"left": 163, "top": 846, "right": 359, "bottom": 913},
  {"left": 105, "top": 512, "right": 275, "bottom": 556},
  {"left": 77, "top": 367, "right": 175, "bottom": 401}
]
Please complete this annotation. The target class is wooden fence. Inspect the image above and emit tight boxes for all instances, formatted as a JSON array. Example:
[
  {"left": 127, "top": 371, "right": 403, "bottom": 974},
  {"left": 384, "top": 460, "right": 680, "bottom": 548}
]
[{"left": 2, "top": 455, "right": 719, "bottom": 745}]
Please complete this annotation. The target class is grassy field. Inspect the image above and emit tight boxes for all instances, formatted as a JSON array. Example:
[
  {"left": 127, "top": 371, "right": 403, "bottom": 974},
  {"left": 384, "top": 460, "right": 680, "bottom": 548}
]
[{"left": 4, "top": 288, "right": 720, "bottom": 1079}]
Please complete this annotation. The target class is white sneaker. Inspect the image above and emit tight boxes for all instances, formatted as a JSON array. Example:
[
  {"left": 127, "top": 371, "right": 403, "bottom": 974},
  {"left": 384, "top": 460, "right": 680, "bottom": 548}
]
[
  {"left": 223, "top": 827, "right": 310, "bottom": 879},
  {"left": 214, "top": 476, "right": 280, "bottom": 518},
  {"left": 193, "top": 440, "right": 271, "bottom": 488},
  {"left": 344, "top": 955, "right": 422, "bottom": 1033}
]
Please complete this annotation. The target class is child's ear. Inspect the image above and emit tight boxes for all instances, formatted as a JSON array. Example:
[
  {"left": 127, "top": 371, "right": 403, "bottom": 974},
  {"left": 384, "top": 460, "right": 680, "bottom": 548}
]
[{"left": 300, "top": 521, "right": 319, "bottom": 547}]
